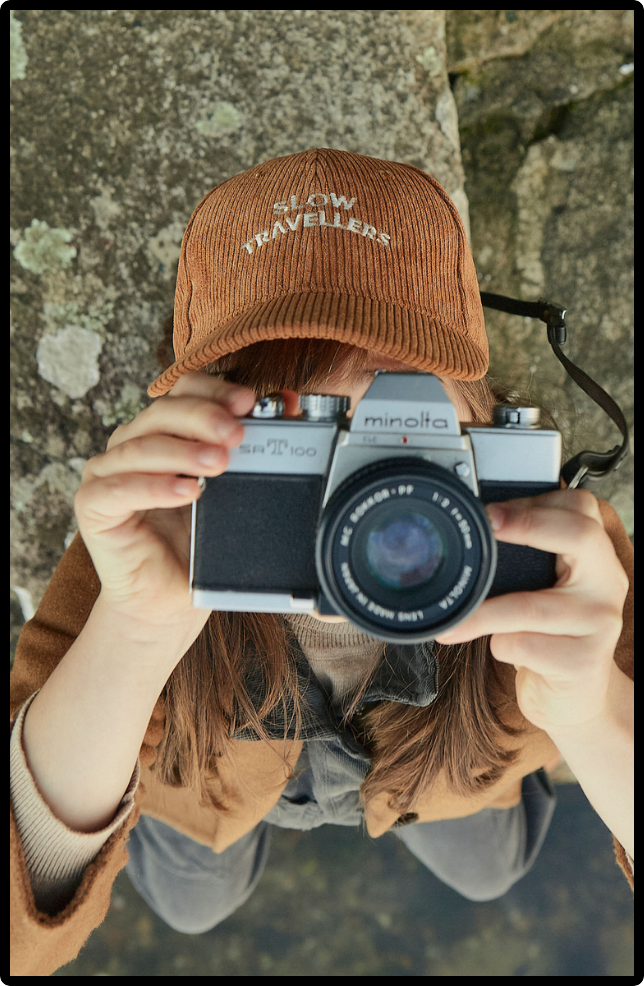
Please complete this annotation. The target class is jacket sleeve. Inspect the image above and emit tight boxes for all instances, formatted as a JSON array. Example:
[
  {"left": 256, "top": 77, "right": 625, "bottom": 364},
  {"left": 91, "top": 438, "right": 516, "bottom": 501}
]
[{"left": 10, "top": 533, "right": 165, "bottom": 976}]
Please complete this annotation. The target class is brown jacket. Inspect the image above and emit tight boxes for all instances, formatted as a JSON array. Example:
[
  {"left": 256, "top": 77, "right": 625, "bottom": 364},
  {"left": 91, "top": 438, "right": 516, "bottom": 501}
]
[{"left": 10, "top": 498, "right": 634, "bottom": 976}]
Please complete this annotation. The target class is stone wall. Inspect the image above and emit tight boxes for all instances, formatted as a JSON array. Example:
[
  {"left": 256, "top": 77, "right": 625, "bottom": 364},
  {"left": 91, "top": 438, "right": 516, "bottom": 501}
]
[
  {"left": 11, "top": 10, "right": 633, "bottom": 653},
  {"left": 447, "top": 9, "right": 633, "bottom": 528}
]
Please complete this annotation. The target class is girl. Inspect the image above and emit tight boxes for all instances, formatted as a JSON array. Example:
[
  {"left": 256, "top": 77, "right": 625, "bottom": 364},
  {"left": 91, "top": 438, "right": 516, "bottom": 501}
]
[{"left": 10, "top": 150, "right": 633, "bottom": 976}]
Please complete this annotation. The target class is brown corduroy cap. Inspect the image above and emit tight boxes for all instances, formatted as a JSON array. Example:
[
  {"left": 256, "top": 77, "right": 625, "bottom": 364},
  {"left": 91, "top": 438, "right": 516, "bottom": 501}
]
[{"left": 148, "top": 148, "right": 488, "bottom": 398}]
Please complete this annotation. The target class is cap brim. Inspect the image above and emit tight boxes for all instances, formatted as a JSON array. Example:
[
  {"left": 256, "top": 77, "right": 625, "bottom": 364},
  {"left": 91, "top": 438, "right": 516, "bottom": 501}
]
[{"left": 147, "top": 292, "right": 488, "bottom": 397}]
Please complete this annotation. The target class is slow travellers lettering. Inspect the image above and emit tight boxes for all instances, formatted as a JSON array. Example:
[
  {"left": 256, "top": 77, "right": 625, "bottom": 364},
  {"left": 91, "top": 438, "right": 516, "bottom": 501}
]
[{"left": 240, "top": 191, "right": 391, "bottom": 255}]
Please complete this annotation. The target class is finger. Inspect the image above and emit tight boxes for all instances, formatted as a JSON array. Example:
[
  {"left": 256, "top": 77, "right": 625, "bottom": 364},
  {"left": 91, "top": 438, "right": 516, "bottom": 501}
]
[
  {"left": 485, "top": 503, "right": 614, "bottom": 591},
  {"left": 488, "top": 630, "right": 599, "bottom": 677},
  {"left": 75, "top": 471, "right": 203, "bottom": 534},
  {"left": 487, "top": 488, "right": 603, "bottom": 526},
  {"left": 107, "top": 392, "right": 249, "bottom": 452},
  {"left": 166, "top": 371, "right": 257, "bottom": 414},
  {"left": 85, "top": 433, "right": 231, "bottom": 481},
  {"left": 433, "top": 587, "right": 610, "bottom": 644}
]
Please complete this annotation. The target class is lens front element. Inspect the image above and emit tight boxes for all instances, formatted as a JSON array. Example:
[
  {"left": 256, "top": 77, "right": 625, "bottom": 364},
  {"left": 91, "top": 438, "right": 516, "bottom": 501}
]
[{"left": 364, "top": 508, "right": 444, "bottom": 590}]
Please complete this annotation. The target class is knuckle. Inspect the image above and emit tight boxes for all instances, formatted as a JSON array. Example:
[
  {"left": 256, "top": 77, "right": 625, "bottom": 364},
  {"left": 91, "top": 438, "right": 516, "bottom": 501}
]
[
  {"left": 105, "top": 423, "right": 126, "bottom": 451},
  {"left": 567, "top": 487, "right": 600, "bottom": 519},
  {"left": 197, "top": 398, "right": 238, "bottom": 433},
  {"left": 547, "top": 507, "right": 597, "bottom": 545},
  {"left": 603, "top": 554, "right": 630, "bottom": 605},
  {"left": 73, "top": 482, "right": 86, "bottom": 511},
  {"left": 573, "top": 512, "right": 598, "bottom": 542},
  {"left": 101, "top": 437, "right": 131, "bottom": 470},
  {"left": 81, "top": 452, "right": 105, "bottom": 482},
  {"left": 101, "top": 472, "right": 129, "bottom": 497},
  {"left": 513, "top": 507, "right": 540, "bottom": 540},
  {"left": 610, "top": 550, "right": 629, "bottom": 588},
  {"left": 609, "top": 608, "right": 625, "bottom": 636},
  {"left": 595, "top": 601, "right": 624, "bottom": 639},
  {"left": 119, "top": 433, "right": 146, "bottom": 458}
]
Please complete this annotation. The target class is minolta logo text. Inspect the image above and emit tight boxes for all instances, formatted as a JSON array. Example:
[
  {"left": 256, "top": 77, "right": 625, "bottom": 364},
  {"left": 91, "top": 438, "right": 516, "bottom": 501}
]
[{"left": 363, "top": 410, "right": 449, "bottom": 430}]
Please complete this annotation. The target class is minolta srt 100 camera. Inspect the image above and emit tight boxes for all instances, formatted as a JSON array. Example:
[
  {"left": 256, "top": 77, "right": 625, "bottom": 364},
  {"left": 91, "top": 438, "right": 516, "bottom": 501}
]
[{"left": 190, "top": 371, "right": 562, "bottom": 643}]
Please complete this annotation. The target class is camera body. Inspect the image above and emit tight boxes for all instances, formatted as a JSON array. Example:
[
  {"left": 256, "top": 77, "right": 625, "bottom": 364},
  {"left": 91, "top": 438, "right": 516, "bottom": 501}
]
[{"left": 190, "top": 371, "right": 562, "bottom": 643}]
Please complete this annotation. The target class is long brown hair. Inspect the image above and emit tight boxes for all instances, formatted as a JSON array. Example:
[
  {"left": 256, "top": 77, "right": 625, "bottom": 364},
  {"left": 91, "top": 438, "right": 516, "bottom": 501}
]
[{"left": 154, "top": 317, "right": 551, "bottom": 817}]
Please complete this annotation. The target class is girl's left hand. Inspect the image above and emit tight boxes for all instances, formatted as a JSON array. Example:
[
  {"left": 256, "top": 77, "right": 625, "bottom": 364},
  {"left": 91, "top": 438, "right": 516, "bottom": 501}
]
[{"left": 433, "top": 489, "right": 630, "bottom": 735}]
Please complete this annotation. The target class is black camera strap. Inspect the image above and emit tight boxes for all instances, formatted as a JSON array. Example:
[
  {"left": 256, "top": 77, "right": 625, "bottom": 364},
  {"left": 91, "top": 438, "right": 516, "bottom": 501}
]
[{"left": 480, "top": 292, "right": 631, "bottom": 489}]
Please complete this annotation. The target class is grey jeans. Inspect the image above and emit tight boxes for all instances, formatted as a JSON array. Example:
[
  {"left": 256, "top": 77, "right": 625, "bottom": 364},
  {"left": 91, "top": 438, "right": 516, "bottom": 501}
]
[{"left": 124, "top": 769, "right": 556, "bottom": 933}]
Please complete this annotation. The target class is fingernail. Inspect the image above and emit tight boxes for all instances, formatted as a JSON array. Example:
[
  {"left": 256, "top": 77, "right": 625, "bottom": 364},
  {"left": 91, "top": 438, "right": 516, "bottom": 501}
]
[{"left": 486, "top": 504, "right": 506, "bottom": 531}]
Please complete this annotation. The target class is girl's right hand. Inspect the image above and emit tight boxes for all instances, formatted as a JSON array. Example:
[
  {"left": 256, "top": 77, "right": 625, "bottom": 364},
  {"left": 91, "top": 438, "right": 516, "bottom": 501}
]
[{"left": 74, "top": 372, "right": 257, "bottom": 639}]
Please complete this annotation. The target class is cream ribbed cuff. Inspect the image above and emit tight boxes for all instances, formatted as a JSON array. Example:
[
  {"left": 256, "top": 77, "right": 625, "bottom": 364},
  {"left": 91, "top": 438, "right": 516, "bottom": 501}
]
[{"left": 10, "top": 691, "right": 139, "bottom": 915}]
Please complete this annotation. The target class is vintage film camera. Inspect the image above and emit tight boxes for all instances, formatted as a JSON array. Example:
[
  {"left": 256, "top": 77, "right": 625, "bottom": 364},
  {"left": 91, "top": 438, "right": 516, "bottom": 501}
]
[
  {"left": 189, "top": 367, "right": 565, "bottom": 643},
  {"left": 189, "top": 295, "right": 629, "bottom": 644}
]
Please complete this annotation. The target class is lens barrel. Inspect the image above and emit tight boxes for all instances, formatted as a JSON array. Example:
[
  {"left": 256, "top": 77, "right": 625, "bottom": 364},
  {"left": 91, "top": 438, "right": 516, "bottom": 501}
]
[{"left": 316, "top": 458, "right": 497, "bottom": 642}]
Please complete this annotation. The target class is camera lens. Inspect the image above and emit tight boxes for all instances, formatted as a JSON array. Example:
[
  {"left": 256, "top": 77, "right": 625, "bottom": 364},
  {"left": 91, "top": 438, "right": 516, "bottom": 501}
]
[
  {"left": 316, "top": 458, "right": 497, "bottom": 643},
  {"left": 364, "top": 508, "right": 444, "bottom": 590}
]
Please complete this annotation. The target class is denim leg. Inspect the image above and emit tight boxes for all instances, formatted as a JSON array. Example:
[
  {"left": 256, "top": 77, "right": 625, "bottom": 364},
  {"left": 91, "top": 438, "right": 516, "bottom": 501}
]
[
  {"left": 392, "top": 769, "right": 557, "bottom": 902},
  {"left": 125, "top": 814, "right": 273, "bottom": 934}
]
